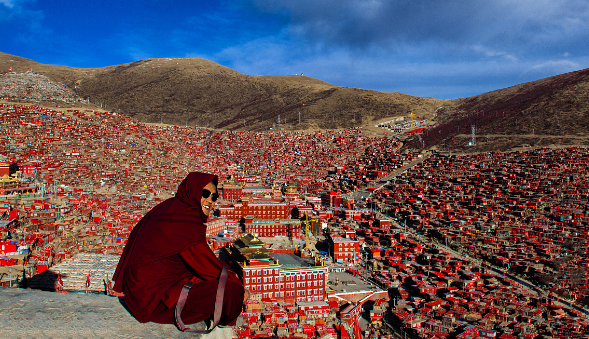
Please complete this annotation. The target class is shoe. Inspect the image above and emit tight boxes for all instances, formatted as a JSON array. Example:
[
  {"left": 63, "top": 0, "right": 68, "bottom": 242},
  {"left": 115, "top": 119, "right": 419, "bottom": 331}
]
[{"left": 191, "top": 320, "right": 209, "bottom": 332}]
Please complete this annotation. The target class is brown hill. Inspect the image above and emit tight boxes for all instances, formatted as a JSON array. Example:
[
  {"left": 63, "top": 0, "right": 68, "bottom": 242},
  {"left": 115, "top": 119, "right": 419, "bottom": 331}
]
[
  {"left": 407, "top": 68, "right": 589, "bottom": 152},
  {"left": 2, "top": 51, "right": 588, "bottom": 151},
  {"left": 0, "top": 52, "right": 443, "bottom": 131}
]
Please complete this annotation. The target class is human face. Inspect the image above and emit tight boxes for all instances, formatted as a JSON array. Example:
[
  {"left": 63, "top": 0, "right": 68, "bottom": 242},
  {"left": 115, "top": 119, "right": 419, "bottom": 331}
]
[{"left": 201, "top": 181, "right": 217, "bottom": 217}]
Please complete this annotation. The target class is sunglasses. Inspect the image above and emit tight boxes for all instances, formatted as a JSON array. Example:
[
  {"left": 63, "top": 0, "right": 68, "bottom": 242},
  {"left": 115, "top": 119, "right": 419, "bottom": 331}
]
[{"left": 202, "top": 188, "right": 219, "bottom": 202}]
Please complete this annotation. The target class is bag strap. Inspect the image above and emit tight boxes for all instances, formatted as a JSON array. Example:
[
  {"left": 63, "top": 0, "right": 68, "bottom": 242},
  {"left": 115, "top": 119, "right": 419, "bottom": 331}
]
[{"left": 175, "top": 264, "right": 229, "bottom": 333}]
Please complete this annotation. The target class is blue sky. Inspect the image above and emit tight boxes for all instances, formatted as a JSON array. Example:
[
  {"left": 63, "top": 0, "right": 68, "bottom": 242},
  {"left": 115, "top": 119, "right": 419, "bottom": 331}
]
[{"left": 1, "top": 0, "right": 588, "bottom": 99}]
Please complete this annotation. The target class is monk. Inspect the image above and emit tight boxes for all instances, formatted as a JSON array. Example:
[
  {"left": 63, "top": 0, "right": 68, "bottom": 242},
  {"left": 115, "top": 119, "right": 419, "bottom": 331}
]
[{"left": 113, "top": 172, "right": 246, "bottom": 331}]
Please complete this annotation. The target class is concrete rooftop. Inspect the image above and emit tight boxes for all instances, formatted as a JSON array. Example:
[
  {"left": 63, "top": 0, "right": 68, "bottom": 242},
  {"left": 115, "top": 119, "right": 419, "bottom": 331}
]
[
  {"left": 0, "top": 287, "right": 233, "bottom": 338},
  {"left": 327, "top": 271, "right": 379, "bottom": 294}
]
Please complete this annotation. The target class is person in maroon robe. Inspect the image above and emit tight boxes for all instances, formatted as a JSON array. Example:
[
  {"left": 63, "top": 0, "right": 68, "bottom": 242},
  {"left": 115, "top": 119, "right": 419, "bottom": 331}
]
[{"left": 113, "top": 172, "right": 246, "bottom": 328}]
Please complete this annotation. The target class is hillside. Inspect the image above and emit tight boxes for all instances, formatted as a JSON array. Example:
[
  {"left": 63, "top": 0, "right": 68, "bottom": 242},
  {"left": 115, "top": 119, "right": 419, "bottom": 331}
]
[
  {"left": 2, "top": 51, "right": 588, "bottom": 151},
  {"left": 409, "top": 68, "right": 589, "bottom": 152},
  {"left": 0, "top": 52, "right": 443, "bottom": 131}
]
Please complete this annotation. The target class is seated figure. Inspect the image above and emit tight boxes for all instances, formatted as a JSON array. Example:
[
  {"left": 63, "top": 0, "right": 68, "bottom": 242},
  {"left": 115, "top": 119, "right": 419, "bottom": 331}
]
[{"left": 113, "top": 172, "right": 246, "bottom": 331}]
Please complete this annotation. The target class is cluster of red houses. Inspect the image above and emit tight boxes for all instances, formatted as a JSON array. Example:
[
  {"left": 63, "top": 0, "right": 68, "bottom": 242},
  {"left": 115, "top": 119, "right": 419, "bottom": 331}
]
[
  {"left": 351, "top": 219, "right": 589, "bottom": 338},
  {"left": 2, "top": 100, "right": 589, "bottom": 337},
  {"left": 375, "top": 149, "right": 589, "bottom": 303}
]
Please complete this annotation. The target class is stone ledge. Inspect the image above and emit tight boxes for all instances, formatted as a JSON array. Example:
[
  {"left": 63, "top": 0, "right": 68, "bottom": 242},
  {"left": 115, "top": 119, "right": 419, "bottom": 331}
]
[{"left": 0, "top": 287, "right": 234, "bottom": 338}]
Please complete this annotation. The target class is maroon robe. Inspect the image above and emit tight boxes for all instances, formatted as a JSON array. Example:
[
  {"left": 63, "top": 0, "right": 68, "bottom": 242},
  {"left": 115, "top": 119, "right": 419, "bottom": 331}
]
[{"left": 113, "top": 172, "right": 243, "bottom": 325}]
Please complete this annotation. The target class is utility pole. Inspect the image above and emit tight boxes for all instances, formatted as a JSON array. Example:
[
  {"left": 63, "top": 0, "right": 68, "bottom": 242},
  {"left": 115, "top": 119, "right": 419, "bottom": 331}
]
[{"left": 471, "top": 124, "right": 476, "bottom": 145}]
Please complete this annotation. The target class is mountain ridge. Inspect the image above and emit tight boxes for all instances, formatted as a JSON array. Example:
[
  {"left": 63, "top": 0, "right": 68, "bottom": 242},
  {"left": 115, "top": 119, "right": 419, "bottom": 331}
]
[
  {"left": 2, "top": 51, "right": 588, "bottom": 151},
  {"left": 415, "top": 67, "right": 589, "bottom": 152},
  {"left": 0, "top": 52, "right": 443, "bottom": 131}
]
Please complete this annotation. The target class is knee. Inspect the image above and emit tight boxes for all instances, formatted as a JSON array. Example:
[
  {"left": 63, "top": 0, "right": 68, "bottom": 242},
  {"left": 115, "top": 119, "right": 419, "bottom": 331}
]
[
  {"left": 225, "top": 280, "right": 245, "bottom": 303},
  {"left": 219, "top": 283, "right": 243, "bottom": 326},
  {"left": 223, "top": 280, "right": 244, "bottom": 317}
]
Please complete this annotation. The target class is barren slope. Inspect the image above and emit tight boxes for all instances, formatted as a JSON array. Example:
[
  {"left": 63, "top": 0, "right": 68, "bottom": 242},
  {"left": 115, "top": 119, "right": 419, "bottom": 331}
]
[
  {"left": 3, "top": 51, "right": 588, "bottom": 151},
  {"left": 407, "top": 68, "right": 589, "bottom": 152},
  {"left": 0, "top": 52, "right": 443, "bottom": 131}
]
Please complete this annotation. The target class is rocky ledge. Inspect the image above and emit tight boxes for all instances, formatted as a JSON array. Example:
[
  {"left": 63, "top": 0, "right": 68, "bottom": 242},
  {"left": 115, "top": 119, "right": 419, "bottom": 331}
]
[{"left": 0, "top": 287, "right": 234, "bottom": 338}]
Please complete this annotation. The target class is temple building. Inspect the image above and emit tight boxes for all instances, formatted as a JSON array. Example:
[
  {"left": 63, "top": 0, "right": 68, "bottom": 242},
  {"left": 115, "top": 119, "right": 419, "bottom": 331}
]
[{"left": 228, "top": 234, "right": 328, "bottom": 303}]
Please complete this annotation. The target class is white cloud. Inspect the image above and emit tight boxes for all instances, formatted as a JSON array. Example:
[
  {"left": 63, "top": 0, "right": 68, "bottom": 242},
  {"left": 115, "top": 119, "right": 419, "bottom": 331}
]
[
  {"left": 471, "top": 45, "right": 518, "bottom": 62},
  {"left": 0, "top": 0, "right": 31, "bottom": 10},
  {"left": 0, "top": 0, "right": 15, "bottom": 8},
  {"left": 208, "top": 25, "right": 589, "bottom": 99},
  {"left": 223, "top": 0, "right": 589, "bottom": 98},
  {"left": 526, "top": 59, "right": 581, "bottom": 74},
  {"left": 244, "top": 0, "right": 589, "bottom": 57}
]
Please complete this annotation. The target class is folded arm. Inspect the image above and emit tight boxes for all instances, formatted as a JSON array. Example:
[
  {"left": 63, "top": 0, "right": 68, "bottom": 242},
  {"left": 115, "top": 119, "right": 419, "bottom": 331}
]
[{"left": 180, "top": 242, "right": 241, "bottom": 284}]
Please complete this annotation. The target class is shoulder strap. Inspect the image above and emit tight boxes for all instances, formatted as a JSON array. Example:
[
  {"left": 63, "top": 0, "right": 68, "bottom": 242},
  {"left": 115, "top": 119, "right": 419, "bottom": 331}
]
[{"left": 175, "top": 264, "right": 229, "bottom": 333}]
